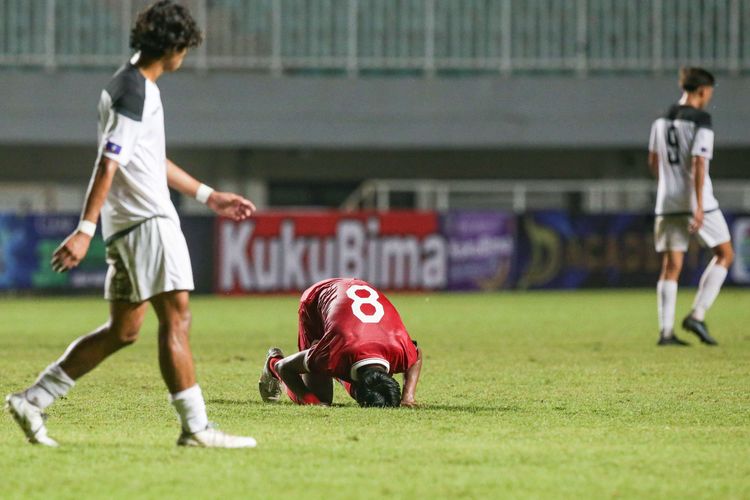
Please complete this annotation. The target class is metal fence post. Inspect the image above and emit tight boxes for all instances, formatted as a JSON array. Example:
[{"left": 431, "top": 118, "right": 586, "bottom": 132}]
[
  {"left": 729, "top": 0, "right": 740, "bottom": 75},
  {"left": 271, "top": 0, "right": 282, "bottom": 76},
  {"left": 652, "top": 0, "right": 662, "bottom": 74},
  {"left": 500, "top": 0, "right": 512, "bottom": 76},
  {"left": 122, "top": 0, "right": 132, "bottom": 56},
  {"left": 576, "top": 0, "right": 588, "bottom": 75},
  {"left": 347, "top": 0, "right": 358, "bottom": 77},
  {"left": 195, "top": 0, "right": 208, "bottom": 71},
  {"left": 424, "top": 0, "right": 435, "bottom": 77},
  {"left": 44, "top": 0, "right": 56, "bottom": 71}
]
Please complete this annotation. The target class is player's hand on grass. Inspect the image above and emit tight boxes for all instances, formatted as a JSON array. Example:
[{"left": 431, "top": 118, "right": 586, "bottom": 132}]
[
  {"left": 207, "top": 191, "right": 256, "bottom": 221},
  {"left": 51, "top": 231, "right": 92, "bottom": 273},
  {"left": 401, "top": 397, "right": 418, "bottom": 408},
  {"left": 689, "top": 207, "right": 704, "bottom": 233}
]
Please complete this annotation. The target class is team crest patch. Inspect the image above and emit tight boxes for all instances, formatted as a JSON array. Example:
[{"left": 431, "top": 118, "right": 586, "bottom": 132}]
[{"left": 105, "top": 141, "right": 122, "bottom": 154}]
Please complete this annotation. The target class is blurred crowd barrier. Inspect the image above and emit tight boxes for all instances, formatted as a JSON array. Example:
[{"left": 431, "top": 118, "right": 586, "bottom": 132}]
[
  {"left": 1, "top": 0, "right": 749, "bottom": 75},
  {"left": 1, "top": 210, "right": 748, "bottom": 294}
]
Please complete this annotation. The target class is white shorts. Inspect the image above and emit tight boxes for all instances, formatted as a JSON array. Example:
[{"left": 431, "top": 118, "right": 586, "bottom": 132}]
[
  {"left": 104, "top": 217, "right": 194, "bottom": 303},
  {"left": 654, "top": 209, "right": 731, "bottom": 253}
]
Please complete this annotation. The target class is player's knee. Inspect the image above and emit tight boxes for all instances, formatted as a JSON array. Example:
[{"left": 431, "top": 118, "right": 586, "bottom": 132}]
[
  {"left": 661, "top": 259, "right": 681, "bottom": 278},
  {"left": 159, "top": 308, "right": 192, "bottom": 335},
  {"left": 354, "top": 368, "right": 401, "bottom": 408},
  {"left": 715, "top": 245, "right": 734, "bottom": 267},
  {"left": 110, "top": 324, "right": 141, "bottom": 346}
]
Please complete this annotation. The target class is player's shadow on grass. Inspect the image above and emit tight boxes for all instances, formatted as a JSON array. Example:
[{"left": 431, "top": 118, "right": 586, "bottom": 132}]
[
  {"left": 207, "top": 399, "right": 519, "bottom": 413},
  {"left": 208, "top": 398, "right": 265, "bottom": 406},
  {"left": 418, "top": 403, "right": 521, "bottom": 414}
]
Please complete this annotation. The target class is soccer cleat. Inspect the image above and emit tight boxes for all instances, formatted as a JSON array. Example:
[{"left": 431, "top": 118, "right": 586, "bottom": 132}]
[
  {"left": 258, "top": 347, "right": 284, "bottom": 403},
  {"left": 657, "top": 332, "right": 690, "bottom": 346},
  {"left": 5, "top": 393, "right": 59, "bottom": 447},
  {"left": 682, "top": 316, "right": 718, "bottom": 346},
  {"left": 177, "top": 425, "right": 257, "bottom": 448}
]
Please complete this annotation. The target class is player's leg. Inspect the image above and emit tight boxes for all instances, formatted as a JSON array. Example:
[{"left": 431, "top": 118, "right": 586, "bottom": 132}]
[
  {"left": 150, "top": 290, "right": 255, "bottom": 448},
  {"left": 657, "top": 251, "right": 687, "bottom": 345},
  {"left": 5, "top": 300, "right": 147, "bottom": 446},
  {"left": 654, "top": 216, "right": 689, "bottom": 345},
  {"left": 691, "top": 241, "right": 734, "bottom": 320},
  {"left": 58, "top": 300, "right": 148, "bottom": 379},
  {"left": 683, "top": 212, "right": 733, "bottom": 345},
  {"left": 263, "top": 354, "right": 332, "bottom": 405},
  {"left": 301, "top": 372, "right": 334, "bottom": 405}
]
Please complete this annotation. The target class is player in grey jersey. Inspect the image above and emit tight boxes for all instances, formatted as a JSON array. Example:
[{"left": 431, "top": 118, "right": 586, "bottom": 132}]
[
  {"left": 647, "top": 67, "right": 734, "bottom": 346},
  {"left": 6, "top": 1, "right": 257, "bottom": 448}
]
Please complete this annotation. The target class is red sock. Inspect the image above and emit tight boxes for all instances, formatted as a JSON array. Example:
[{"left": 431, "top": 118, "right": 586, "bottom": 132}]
[
  {"left": 285, "top": 388, "right": 321, "bottom": 405},
  {"left": 268, "top": 357, "right": 282, "bottom": 380},
  {"left": 269, "top": 357, "right": 321, "bottom": 405}
]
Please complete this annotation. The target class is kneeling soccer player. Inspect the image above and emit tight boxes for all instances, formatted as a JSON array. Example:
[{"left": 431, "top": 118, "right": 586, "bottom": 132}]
[{"left": 258, "top": 278, "right": 423, "bottom": 407}]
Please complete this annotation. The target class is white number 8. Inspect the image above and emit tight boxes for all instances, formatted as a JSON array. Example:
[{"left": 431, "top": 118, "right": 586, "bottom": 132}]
[{"left": 346, "top": 285, "right": 385, "bottom": 324}]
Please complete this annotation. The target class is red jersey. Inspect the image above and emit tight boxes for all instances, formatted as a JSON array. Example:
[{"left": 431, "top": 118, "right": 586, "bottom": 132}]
[{"left": 298, "top": 278, "right": 418, "bottom": 382}]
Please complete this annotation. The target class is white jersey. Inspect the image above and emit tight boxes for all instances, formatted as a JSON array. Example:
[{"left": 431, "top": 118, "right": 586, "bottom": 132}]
[
  {"left": 93, "top": 58, "right": 180, "bottom": 241},
  {"left": 649, "top": 104, "right": 718, "bottom": 216}
]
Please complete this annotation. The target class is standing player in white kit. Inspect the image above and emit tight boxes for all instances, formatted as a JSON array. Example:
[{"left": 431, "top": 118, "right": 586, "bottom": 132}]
[
  {"left": 5, "top": 1, "right": 257, "bottom": 448},
  {"left": 648, "top": 67, "right": 734, "bottom": 346}
]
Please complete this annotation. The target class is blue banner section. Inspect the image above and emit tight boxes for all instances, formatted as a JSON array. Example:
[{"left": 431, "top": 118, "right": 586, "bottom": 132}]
[
  {"left": 0, "top": 215, "right": 106, "bottom": 291},
  {"left": 513, "top": 212, "right": 747, "bottom": 289},
  {"left": 0, "top": 215, "right": 213, "bottom": 293}
]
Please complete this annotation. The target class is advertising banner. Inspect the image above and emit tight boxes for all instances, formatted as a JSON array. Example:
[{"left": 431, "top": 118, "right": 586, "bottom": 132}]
[
  {"left": 0, "top": 215, "right": 214, "bottom": 292},
  {"left": 441, "top": 211, "right": 516, "bottom": 291},
  {"left": 513, "top": 212, "right": 741, "bottom": 289},
  {"left": 0, "top": 215, "right": 106, "bottom": 290},
  {"left": 730, "top": 216, "right": 750, "bottom": 285},
  {"left": 2, "top": 211, "right": 747, "bottom": 293},
  {"left": 216, "top": 211, "right": 447, "bottom": 293}
]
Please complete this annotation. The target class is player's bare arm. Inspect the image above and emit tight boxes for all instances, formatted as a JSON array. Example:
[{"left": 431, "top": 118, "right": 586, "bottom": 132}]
[
  {"left": 51, "top": 156, "right": 119, "bottom": 273},
  {"left": 647, "top": 151, "right": 659, "bottom": 179},
  {"left": 690, "top": 155, "right": 706, "bottom": 233},
  {"left": 166, "top": 159, "right": 256, "bottom": 220},
  {"left": 401, "top": 345, "right": 423, "bottom": 407}
]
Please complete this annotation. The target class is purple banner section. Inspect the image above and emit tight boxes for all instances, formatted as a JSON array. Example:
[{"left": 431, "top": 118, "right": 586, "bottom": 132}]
[{"left": 441, "top": 211, "right": 516, "bottom": 291}]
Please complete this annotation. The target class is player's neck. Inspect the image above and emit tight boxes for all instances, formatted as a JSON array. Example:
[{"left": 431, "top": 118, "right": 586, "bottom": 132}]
[
  {"left": 135, "top": 57, "right": 165, "bottom": 83},
  {"left": 679, "top": 92, "right": 704, "bottom": 110}
]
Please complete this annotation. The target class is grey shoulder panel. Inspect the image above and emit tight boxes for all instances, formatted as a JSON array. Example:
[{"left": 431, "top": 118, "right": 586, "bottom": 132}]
[{"left": 104, "top": 64, "right": 146, "bottom": 121}]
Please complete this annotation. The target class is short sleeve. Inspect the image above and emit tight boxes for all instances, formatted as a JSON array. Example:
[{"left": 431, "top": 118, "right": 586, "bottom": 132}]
[
  {"left": 392, "top": 338, "right": 418, "bottom": 374},
  {"left": 691, "top": 127, "right": 714, "bottom": 160},
  {"left": 101, "top": 112, "right": 141, "bottom": 166},
  {"left": 648, "top": 122, "right": 658, "bottom": 153}
]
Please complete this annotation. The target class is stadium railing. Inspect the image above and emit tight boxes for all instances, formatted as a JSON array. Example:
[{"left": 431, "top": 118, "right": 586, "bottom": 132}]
[
  {"left": 341, "top": 179, "right": 750, "bottom": 212},
  {"left": 0, "top": 0, "right": 748, "bottom": 75},
  {"left": 3, "top": 179, "right": 750, "bottom": 214}
]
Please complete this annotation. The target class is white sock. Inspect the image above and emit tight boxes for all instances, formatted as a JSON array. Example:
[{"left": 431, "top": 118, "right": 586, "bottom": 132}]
[
  {"left": 657, "top": 280, "right": 678, "bottom": 336},
  {"left": 170, "top": 384, "right": 209, "bottom": 434},
  {"left": 692, "top": 261, "right": 728, "bottom": 321},
  {"left": 23, "top": 363, "right": 75, "bottom": 410}
]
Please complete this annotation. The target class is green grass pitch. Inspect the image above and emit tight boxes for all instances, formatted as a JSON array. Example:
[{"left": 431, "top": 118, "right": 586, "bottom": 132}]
[{"left": 1, "top": 290, "right": 749, "bottom": 499}]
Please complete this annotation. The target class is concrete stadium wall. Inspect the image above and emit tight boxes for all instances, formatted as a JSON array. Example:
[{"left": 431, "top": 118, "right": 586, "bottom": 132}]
[{"left": 2, "top": 70, "right": 750, "bottom": 149}]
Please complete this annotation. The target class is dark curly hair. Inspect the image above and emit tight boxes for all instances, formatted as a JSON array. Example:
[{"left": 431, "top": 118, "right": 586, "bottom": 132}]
[
  {"left": 354, "top": 367, "right": 401, "bottom": 408},
  {"left": 679, "top": 67, "right": 715, "bottom": 92},
  {"left": 130, "top": 1, "right": 203, "bottom": 59}
]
